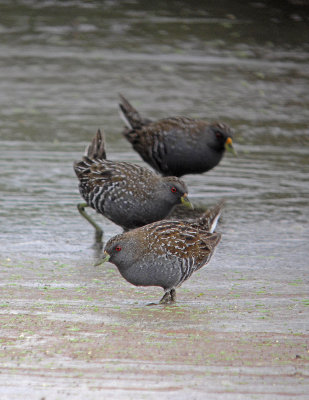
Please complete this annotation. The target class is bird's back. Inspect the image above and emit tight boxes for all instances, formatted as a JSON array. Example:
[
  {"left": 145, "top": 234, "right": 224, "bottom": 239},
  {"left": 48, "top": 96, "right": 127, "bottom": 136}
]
[
  {"left": 123, "top": 218, "right": 221, "bottom": 288},
  {"left": 124, "top": 117, "right": 219, "bottom": 176}
]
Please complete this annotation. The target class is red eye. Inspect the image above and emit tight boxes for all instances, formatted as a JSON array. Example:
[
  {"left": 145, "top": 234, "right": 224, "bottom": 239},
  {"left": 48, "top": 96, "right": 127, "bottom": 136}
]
[
  {"left": 171, "top": 187, "right": 177, "bottom": 193},
  {"left": 215, "top": 131, "right": 222, "bottom": 139},
  {"left": 116, "top": 246, "right": 122, "bottom": 252}
]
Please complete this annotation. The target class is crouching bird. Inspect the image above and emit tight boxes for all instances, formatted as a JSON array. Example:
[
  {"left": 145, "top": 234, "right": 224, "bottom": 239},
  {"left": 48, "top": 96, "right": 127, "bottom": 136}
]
[
  {"left": 73, "top": 129, "right": 192, "bottom": 246},
  {"left": 100, "top": 199, "right": 225, "bottom": 304}
]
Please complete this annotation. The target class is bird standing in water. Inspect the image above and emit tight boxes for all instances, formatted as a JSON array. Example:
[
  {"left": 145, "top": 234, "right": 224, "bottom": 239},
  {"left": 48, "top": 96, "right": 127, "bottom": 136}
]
[
  {"left": 74, "top": 129, "right": 192, "bottom": 246},
  {"left": 119, "top": 94, "right": 236, "bottom": 177}
]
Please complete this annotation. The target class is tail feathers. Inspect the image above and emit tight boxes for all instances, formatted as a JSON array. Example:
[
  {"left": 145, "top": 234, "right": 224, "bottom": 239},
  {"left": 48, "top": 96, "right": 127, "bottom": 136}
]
[
  {"left": 85, "top": 128, "right": 106, "bottom": 160},
  {"left": 198, "top": 199, "right": 225, "bottom": 233},
  {"left": 118, "top": 94, "right": 145, "bottom": 130},
  {"left": 73, "top": 129, "right": 106, "bottom": 179}
]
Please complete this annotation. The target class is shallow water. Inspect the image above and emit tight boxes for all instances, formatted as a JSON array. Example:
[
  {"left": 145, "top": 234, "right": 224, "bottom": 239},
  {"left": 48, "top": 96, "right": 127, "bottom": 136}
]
[
  {"left": 0, "top": 1, "right": 309, "bottom": 398},
  {"left": 1, "top": 0, "right": 308, "bottom": 255}
]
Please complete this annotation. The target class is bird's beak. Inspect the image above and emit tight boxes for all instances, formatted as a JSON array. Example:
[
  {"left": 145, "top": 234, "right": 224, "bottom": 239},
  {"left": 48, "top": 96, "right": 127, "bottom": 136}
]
[
  {"left": 94, "top": 250, "right": 110, "bottom": 266},
  {"left": 225, "top": 137, "right": 237, "bottom": 156},
  {"left": 181, "top": 193, "right": 194, "bottom": 210}
]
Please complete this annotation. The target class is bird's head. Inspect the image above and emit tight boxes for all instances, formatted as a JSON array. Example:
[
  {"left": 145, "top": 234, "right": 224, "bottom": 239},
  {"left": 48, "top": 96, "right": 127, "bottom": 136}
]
[
  {"left": 161, "top": 176, "right": 193, "bottom": 209},
  {"left": 209, "top": 122, "right": 236, "bottom": 156},
  {"left": 98, "top": 232, "right": 142, "bottom": 269}
]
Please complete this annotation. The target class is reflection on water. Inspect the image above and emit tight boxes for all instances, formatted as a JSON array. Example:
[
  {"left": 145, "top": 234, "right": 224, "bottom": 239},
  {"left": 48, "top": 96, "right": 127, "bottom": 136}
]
[{"left": 0, "top": 1, "right": 308, "bottom": 268}]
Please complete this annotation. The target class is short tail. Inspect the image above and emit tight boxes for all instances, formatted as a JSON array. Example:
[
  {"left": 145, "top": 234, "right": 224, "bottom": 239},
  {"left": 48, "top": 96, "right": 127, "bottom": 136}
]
[
  {"left": 198, "top": 199, "right": 225, "bottom": 233},
  {"left": 73, "top": 129, "right": 106, "bottom": 179},
  {"left": 85, "top": 128, "right": 106, "bottom": 160},
  {"left": 118, "top": 94, "right": 146, "bottom": 130}
]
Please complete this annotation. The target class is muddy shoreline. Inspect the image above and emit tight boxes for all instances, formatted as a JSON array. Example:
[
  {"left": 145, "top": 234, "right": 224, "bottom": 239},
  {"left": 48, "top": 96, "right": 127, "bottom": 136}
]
[{"left": 1, "top": 254, "right": 308, "bottom": 399}]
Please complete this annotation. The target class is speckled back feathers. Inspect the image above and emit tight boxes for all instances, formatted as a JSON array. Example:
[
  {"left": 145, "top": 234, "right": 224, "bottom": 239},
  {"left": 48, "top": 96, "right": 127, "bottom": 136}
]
[
  {"left": 74, "top": 129, "right": 190, "bottom": 230},
  {"left": 104, "top": 200, "right": 223, "bottom": 291},
  {"left": 119, "top": 95, "right": 234, "bottom": 177}
]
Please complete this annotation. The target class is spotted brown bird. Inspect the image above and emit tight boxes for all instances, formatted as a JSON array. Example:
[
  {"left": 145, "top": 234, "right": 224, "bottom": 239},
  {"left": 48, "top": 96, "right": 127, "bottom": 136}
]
[
  {"left": 119, "top": 94, "right": 236, "bottom": 177},
  {"left": 101, "top": 200, "right": 224, "bottom": 304},
  {"left": 73, "top": 129, "right": 192, "bottom": 245}
]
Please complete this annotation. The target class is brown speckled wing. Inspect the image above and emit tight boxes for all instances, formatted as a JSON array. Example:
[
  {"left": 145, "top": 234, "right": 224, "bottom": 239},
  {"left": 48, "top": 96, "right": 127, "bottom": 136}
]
[{"left": 139, "top": 220, "right": 221, "bottom": 269}]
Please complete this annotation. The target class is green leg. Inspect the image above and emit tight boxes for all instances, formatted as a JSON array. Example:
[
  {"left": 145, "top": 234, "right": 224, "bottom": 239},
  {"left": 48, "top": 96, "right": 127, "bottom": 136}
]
[{"left": 77, "top": 203, "right": 103, "bottom": 246}]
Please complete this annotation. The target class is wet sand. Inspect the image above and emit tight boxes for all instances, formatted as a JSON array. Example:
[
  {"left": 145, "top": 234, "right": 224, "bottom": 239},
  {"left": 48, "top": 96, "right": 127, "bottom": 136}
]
[{"left": 1, "top": 251, "right": 308, "bottom": 399}]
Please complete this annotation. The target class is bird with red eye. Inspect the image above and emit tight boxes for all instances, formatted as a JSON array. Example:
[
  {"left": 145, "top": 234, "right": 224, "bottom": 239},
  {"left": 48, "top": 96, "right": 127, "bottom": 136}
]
[
  {"left": 74, "top": 129, "right": 193, "bottom": 247},
  {"left": 99, "top": 200, "right": 225, "bottom": 305},
  {"left": 119, "top": 94, "right": 236, "bottom": 177}
]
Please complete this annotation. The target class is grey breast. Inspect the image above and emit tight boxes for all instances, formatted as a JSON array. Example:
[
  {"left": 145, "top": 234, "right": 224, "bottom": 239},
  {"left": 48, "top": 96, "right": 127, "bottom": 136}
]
[{"left": 118, "top": 253, "right": 182, "bottom": 290}]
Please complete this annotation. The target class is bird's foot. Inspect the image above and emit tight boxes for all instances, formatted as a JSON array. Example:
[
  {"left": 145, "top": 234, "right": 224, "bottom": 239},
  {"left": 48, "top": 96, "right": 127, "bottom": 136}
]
[
  {"left": 146, "top": 289, "right": 176, "bottom": 306},
  {"left": 159, "top": 288, "right": 176, "bottom": 305}
]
